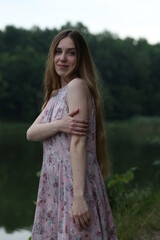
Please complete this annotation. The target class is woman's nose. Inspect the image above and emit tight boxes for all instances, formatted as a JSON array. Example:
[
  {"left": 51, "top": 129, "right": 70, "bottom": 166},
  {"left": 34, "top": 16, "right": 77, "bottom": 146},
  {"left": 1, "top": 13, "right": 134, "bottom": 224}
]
[{"left": 60, "top": 52, "right": 66, "bottom": 61}]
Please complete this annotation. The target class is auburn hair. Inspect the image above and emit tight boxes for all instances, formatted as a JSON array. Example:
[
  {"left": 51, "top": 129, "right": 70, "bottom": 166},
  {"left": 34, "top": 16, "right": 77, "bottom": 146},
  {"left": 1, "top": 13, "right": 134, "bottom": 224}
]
[{"left": 42, "top": 29, "right": 110, "bottom": 179}]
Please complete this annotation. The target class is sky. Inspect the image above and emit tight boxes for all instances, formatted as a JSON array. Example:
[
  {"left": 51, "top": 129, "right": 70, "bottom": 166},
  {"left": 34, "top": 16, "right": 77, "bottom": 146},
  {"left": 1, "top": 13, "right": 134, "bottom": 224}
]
[{"left": 0, "top": 0, "right": 160, "bottom": 44}]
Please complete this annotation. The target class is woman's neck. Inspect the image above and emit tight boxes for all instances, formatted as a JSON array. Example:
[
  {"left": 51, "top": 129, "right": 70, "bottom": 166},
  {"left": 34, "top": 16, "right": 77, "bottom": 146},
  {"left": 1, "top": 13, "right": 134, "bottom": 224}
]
[{"left": 60, "top": 78, "right": 68, "bottom": 87}]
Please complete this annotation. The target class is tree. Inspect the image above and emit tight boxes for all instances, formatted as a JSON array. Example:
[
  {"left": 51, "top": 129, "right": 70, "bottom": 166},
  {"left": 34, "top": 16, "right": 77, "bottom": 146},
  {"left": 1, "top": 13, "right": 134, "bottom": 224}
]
[{"left": 0, "top": 23, "right": 160, "bottom": 121}]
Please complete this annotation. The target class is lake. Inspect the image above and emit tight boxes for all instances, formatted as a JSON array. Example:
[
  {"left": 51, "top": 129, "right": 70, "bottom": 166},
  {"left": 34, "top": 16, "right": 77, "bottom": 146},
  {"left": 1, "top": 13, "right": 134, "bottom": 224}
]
[{"left": 0, "top": 120, "right": 159, "bottom": 239}]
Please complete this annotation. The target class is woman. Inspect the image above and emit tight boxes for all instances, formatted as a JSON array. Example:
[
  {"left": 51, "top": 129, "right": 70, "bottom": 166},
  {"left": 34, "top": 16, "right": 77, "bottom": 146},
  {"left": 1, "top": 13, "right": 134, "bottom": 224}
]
[{"left": 27, "top": 29, "right": 118, "bottom": 240}]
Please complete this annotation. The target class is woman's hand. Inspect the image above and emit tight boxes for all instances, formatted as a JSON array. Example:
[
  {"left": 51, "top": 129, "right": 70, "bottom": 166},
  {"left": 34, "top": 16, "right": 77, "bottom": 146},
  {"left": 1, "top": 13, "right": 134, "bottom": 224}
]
[
  {"left": 72, "top": 195, "right": 91, "bottom": 231},
  {"left": 59, "top": 108, "right": 89, "bottom": 135}
]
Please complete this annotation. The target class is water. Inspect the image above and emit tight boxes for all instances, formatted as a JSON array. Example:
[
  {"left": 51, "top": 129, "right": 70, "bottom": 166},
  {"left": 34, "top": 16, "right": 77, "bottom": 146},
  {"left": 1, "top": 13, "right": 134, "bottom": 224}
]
[
  {"left": 0, "top": 124, "right": 42, "bottom": 240},
  {"left": 0, "top": 123, "right": 159, "bottom": 239},
  {"left": 0, "top": 228, "right": 31, "bottom": 240},
  {"left": 107, "top": 124, "right": 160, "bottom": 186}
]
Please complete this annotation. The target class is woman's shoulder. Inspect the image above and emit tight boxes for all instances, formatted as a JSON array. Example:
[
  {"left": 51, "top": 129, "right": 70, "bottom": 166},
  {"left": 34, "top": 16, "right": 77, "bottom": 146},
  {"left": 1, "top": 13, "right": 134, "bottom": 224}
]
[{"left": 67, "top": 78, "right": 89, "bottom": 94}]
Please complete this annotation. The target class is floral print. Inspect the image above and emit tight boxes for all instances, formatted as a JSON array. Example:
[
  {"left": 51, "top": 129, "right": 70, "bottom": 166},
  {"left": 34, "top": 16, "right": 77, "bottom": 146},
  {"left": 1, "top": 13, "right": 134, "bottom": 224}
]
[{"left": 32, "top": 85, "right": 118, "bottom": 240}]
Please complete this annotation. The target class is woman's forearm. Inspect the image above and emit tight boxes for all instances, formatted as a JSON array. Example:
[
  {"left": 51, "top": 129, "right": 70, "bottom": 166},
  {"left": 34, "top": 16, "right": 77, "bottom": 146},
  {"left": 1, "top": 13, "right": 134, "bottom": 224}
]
[
  {"left": 70, "top": 138, "right": 87, "bottom": 197},
  {"left": 26, "top": 120, "right": 61, "bottom": 141},
  {"left": 27, "top": 108, "right": 89, "bottom": 142}
]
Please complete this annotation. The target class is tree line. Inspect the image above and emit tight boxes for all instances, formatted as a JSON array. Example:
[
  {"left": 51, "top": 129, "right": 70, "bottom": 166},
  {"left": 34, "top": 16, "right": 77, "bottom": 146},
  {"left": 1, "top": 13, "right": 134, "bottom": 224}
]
[{"left": 0, "top": 22, "right": 160, "bottom": 121}]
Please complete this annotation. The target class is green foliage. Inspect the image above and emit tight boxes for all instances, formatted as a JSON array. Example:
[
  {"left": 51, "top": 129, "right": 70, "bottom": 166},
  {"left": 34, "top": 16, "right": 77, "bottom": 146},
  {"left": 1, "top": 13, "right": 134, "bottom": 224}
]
[
  {"left": 107, "top": 166, "right": 160, "bottom": 239},
  {"left": 36, "top": 171, "right": 41, "bottom": 177},
  {"left": 106, "top": 167, "right": 138, "bottom": 208},
  {"left": 113, "top": 186, "right": 160, "bottom": 240},
  {"left": 107, "top": 168, "right": 136, "bottom": 188},
  {"left": 106, "top": 131, "right": 160, "bottom": 239},
  {"left": 0, "top": 22, "right": 160, "bottom": 121},
  {"left": 153, "top": 159, "right": 160, "bottom": 166},
  {"left": 151, "top": 136, "right": 160, "bottom": 144}
]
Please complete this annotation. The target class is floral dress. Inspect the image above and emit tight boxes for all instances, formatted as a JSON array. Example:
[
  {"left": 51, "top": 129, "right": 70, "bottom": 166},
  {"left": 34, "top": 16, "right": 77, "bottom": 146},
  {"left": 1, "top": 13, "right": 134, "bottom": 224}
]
[{"left": 32, "top": 84, "right": 118, "bottom": 240}]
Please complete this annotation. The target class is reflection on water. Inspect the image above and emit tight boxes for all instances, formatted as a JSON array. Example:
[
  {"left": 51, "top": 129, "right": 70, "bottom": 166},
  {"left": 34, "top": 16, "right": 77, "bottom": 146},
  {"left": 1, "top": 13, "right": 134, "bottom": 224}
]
[
  {"left": 107, "top": 125, "right": 160, "bottom": 186},
  {"left": 0, "top": 124, "right": 42, "bottom": 239},
  {"left": 0, "top": 228, "right": 31, "bottom": 240},
  {"left": 0, "top": 123, "right": 159, "bottom": 239}
]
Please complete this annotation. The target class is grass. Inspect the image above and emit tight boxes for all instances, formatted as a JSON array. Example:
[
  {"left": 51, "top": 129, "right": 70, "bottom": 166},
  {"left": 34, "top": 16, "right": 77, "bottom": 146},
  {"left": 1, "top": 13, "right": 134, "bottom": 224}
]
[
  {"left": 113, "top": 187, "right": 160, "bottom": 240},
  {"left": 106, "top": 166, "right": 160, "bottom": 240}
]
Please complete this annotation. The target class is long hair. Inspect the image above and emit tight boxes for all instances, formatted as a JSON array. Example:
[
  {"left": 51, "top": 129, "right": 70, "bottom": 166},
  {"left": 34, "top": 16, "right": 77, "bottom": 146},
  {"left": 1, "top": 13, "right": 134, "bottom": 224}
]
[{"left": 43, "top": 29, "right": 110, "bottom": 179}]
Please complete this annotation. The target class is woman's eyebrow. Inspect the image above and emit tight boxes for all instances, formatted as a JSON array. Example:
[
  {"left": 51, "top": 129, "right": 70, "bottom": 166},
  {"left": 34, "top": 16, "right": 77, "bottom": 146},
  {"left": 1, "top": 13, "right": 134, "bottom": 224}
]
[{"left": 56, "top": 47, "right": 76, "bottom": 50}]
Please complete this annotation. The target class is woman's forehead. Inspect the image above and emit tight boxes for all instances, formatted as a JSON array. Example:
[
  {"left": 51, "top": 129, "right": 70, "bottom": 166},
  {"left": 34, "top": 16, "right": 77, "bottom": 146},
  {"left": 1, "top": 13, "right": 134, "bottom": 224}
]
[{"left": 57, "top": 37, "right": 75, "bottom": 49}]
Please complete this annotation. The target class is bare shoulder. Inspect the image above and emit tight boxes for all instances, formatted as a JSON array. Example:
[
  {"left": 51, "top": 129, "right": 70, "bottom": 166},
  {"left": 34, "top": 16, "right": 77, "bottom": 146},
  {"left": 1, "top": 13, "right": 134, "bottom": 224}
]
[
  {"left": 67, "top": 78, "right": 89, "bottom": 95},
  {"left": 67, "top": 78, "right": 92, "bottom": 117}
]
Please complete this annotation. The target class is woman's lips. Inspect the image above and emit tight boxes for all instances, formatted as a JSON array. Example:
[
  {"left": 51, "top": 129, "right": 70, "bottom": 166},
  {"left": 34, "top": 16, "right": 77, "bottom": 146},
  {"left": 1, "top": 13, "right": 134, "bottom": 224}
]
[{"left": 57, "top": 65, "right": 69, "bottom": 68}]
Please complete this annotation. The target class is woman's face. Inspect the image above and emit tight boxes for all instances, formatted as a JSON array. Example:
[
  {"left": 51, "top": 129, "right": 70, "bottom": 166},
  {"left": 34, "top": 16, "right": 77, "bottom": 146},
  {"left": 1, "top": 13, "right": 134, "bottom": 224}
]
[{"left": 54, "top": 37, "right": 77, "bottom": 79}]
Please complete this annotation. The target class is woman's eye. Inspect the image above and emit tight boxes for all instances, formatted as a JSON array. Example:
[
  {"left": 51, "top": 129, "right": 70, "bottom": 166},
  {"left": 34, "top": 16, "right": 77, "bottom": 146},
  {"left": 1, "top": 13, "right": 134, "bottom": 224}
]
[
  {"left": 68, "top": 51, "right": 76, "bottom": 56},
  {"left": 55, "top": 49, "right": 61, "bottom": 55},
  {"left": 55, "top": 49, "right": 76, "bottom": 56}
]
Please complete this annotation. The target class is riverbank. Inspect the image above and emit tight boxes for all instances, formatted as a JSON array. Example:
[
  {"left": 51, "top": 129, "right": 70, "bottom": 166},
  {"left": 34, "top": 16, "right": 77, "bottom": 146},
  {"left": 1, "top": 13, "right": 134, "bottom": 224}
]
[{"left": 1, "top": 115, "right": 160, "bottom": 132}]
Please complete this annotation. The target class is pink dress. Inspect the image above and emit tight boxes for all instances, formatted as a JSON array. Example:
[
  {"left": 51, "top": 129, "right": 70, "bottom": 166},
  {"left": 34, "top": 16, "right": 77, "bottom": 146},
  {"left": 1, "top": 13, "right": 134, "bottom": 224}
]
[{"left": 32, "top": 84, "right": 118, "bottom": 240}]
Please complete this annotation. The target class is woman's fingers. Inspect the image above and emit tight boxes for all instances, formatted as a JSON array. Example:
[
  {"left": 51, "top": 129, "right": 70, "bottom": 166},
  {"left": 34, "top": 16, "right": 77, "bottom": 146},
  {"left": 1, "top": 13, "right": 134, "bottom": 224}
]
[
  {"left": 73, "top": 211, "right": 91, "bottom": 231},
  {"left": 74, "top": 119, "right": 89, "bottom": 125},
  {"left": 74, "top": 216, "right": 82, "bottom": 231},
  {"left": 86, "top": 211, "right": 91, "bottom": 221},
  {"left": 71, "top": 120, "right": 89, "bottom": 129},
  {"left": 79, "top": 215, "right": 90, "bottom": 229},
  {"left": 72, "top": 196, "right": 91, "bottom": 231},
  {"left": 74, "top": 126, "right": 88, "bottom": 132},
  {"left": 72, "top": 214, "right": 75, "bottom": 223},
  {"left": 71, "top": 121, "right": 89, "bottom": 129},
  {"left": 64, "top": 113, "right": 89, "bottom": 134},
  {"left": 68, "top": 109, "right": 89, "bottom": 125},
  {"left": 69, "top": 121, "right": 89, "bottom": 135},
  {"left": 72, "top": 126, "right": 90, "bottom": 135},
  {"left": 72, "top": 132, "right": 85, "bottom": 136}
]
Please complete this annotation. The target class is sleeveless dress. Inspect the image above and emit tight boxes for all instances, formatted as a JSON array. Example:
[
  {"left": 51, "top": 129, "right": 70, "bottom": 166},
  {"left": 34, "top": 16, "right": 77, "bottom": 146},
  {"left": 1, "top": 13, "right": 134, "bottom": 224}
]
[{"left": 32, "top": 84, "right": 118, "bottom": 240}]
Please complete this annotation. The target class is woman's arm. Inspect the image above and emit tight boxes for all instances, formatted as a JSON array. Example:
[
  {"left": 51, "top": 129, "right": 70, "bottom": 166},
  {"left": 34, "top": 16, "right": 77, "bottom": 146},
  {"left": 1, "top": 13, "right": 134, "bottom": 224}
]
[
  {"left": 67, "top": 78, "right": 91, "bottom": 231},
  {"left": 26, "top": 106, "right": 89, "bottom": 142}
]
